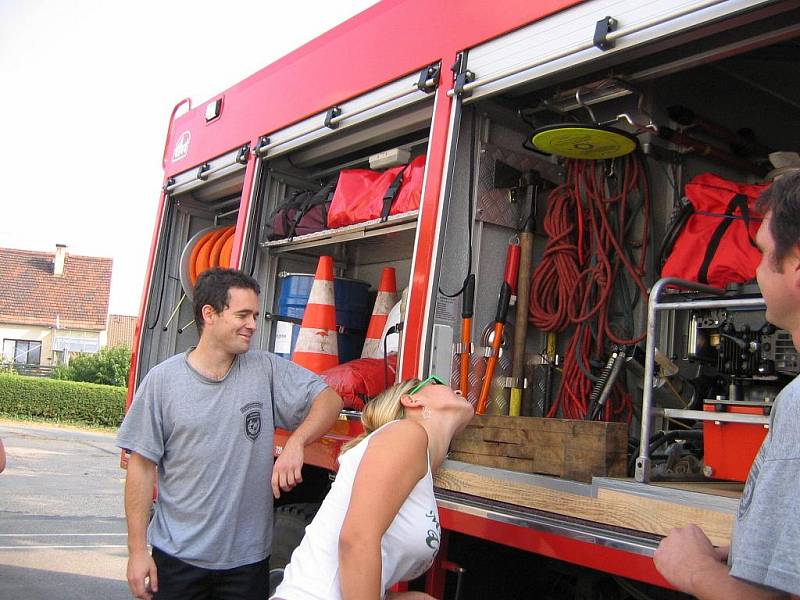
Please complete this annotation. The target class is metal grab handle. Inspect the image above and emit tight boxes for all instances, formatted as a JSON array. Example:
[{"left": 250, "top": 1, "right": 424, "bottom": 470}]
[{"left": 440, "top": 560, "right": 466, "bottom": 600}]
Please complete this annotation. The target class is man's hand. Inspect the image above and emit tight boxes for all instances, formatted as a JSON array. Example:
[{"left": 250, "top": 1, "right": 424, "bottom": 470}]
[
  {"left": 654, "top": 524, "right": 726, "bottom": 595},
  {"left": 127, "top": 549, "right": 158, "bottom": 600},
  {"left": 273, "top": 438, "right": 304, "bottom": 498}
]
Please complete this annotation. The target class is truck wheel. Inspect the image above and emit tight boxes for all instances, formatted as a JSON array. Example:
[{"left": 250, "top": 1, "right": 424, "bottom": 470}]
[{"left": 270, "top": 503, "right": 319, "bottom": 594}]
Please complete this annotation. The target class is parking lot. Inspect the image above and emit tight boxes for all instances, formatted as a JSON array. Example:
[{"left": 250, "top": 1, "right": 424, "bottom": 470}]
[{"left": 0, "top": 419, "right": 131, "bottom": 599}]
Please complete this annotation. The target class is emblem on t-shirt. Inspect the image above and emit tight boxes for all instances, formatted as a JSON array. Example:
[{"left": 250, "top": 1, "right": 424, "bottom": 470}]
[
  {"left": 738, "top": 448, "right": 763, "bottom": 519},
  {"left": 240, "top": 402, "right": 264, "bottom": 442}
]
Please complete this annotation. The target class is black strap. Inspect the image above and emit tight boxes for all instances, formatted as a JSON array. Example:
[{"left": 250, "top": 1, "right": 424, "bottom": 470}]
[
  {"left": 380, "top": 170, "right": 405, "bottom": 222},
  {"left": 285, "top": 192, "right": 310, "bottom": 240},
  {"left": 697, "top": 194, "right": 753, "bottom": 284},
  {"left": 659, "top": 200, "right": 694, "bottom": 268}
]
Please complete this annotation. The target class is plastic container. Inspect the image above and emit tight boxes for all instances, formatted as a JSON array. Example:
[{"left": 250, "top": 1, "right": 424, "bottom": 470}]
[{"left": 274, "top": 273, "right": 371, "bottom": 363}]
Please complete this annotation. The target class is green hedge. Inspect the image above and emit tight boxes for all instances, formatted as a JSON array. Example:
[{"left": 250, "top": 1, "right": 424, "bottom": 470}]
[{"left": 0, "top": 373, "right": 127, "bottom": 427}]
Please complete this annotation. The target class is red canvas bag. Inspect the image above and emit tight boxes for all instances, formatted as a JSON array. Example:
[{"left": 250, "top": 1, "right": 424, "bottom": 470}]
[
  {"left": 661, "top": 173, "right": 769, "bottom": 288},
  {"left": 327, "top": 156, "right": 426, "bottom": 229}
]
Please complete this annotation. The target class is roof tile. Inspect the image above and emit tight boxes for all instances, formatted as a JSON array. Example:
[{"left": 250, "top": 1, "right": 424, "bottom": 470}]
[{"left": 0, "top": 247, "right": 112, "bottom": 330}]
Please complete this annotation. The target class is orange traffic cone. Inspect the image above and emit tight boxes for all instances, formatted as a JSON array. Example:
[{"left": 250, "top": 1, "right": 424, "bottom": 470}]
[
  {"left": 361, "top": 267, "right": 399, "bottom": 359},
  {"left": 292, "top": 256, "right": 339, "bottom": 373}
]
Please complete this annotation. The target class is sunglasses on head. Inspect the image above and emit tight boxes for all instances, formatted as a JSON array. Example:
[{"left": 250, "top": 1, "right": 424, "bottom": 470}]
[{"left": 408, "top": 374, "right": 448, "bottom": 396}]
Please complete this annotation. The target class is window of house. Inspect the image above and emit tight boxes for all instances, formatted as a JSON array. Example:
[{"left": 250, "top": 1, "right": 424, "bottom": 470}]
[
  {"left": 2, "top": 339, "right": 42, "bottom": 364},
  {"left": 52, "top": 332, "right": 99, "bottom": 354}
]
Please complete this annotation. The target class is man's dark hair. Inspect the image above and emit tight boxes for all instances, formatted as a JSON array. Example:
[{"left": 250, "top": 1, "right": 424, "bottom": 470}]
[
  {"left": 756, "top": 171, "right": 800, "bottom": 268},
  {"left": 193, "top": 268, "right": 261, "bottom": 335}
]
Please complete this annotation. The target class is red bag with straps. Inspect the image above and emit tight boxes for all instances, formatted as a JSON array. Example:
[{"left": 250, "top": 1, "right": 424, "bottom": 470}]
[
  {"left": 327, "top": 156, "right": 426, "bottom": 229},
  {"left": 661, "top": 173, "right": 769, "bottom": 288},
  {"left": 320, "top": 354, "right": 398, "bottom": 411}
]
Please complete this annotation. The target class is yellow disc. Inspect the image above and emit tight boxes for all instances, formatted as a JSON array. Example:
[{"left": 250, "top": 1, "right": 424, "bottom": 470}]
[{"left": 532, "top": 126, "right": 637, "bottom": 160}]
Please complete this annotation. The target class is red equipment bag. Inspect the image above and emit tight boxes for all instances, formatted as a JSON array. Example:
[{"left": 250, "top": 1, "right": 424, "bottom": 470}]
[
  {"left": 320, "top": 354, "right": 398, "bottom": 411},
  {"left": 327, "top": 156, "right": 426, "bottom": 229},
  {"left": 661, "top": 173, "right": 769, "bottom": 288}
]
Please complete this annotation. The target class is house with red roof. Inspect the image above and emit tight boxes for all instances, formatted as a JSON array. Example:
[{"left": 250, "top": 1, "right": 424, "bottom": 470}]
[{"left": 0, "top": 245, "right": 112, "bottom": 366}]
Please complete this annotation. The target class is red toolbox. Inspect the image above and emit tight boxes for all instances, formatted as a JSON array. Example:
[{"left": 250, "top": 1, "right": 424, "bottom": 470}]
[{"left": 703, "top": 401, "right": 770, "bottom": 482}]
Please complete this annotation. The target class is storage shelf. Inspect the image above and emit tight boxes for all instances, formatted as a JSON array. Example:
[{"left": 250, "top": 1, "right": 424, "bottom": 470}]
[{"left": 262, "top": 210, "right": 418, "bottom": 256}]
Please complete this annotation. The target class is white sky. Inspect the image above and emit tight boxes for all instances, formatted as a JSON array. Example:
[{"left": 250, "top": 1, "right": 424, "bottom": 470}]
[{"left": 0, "top": 0, "right": 377, "bottom": 316}]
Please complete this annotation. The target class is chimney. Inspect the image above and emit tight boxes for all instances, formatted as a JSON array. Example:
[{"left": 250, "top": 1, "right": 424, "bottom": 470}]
[{"left": 54, "top": 244, "right": 67, "bottom": 276}]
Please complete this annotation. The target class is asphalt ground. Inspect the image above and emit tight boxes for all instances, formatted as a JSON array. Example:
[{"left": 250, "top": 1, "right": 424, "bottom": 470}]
[{"left": 0, "top": 419, "right": 131, "bottom": 599}]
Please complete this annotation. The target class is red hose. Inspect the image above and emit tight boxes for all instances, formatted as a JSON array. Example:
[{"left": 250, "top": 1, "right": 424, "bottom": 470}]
[{"left": 529, "top": 156, "right": 650, "bottom": 420}]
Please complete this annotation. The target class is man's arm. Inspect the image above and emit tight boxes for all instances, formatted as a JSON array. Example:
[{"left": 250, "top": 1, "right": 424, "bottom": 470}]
[
  {"left": 124, "top": 452, "right": 159, "bottom": 600},
  {"left": 272, "top": 387, "right": 343, "bottom": 498},
  {"left": 0, "top": 438, "right": 6, "bottom": 473},
  {"left": 654, "top": 525, "right": 795, "bottom": 599}
]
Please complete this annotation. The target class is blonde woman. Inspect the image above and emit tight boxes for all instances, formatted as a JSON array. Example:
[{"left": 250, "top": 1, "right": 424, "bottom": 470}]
[{"left": 273, "top": 375, "right": 474, "bottom": 600}]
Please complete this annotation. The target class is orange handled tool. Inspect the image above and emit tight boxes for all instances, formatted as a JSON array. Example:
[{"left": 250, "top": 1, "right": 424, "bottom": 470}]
[
  {"left": 476, "top": 241, "right": 520, "bottom": 414},
  {"left": 459, "top": 274, "right": 475, "bottom": 398}
]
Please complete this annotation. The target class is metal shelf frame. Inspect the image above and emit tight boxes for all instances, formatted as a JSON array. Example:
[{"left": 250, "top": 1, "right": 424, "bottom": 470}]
[{"left": 635, "top": 277, "right": 766, "bottom": 483}]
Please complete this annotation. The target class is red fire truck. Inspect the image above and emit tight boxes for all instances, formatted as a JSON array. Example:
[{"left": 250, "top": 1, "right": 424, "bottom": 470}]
[{"left": 127, "top": 1, "right": 800, "bottom": 597}]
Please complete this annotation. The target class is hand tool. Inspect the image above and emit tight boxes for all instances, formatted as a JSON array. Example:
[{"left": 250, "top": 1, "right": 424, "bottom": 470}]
[{"left": 476, "top": 240, "right": 520, "bottom": 414}]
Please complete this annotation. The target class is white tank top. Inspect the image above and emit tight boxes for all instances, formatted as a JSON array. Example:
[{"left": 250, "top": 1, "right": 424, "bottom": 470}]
[{"left": 273, "top": 421, "right": 441, "bottom": 599}]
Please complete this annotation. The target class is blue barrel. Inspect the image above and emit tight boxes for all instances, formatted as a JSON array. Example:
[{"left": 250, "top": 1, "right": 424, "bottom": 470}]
[{"left": 274, "top": 273, "right": 371, "bottom": 363}]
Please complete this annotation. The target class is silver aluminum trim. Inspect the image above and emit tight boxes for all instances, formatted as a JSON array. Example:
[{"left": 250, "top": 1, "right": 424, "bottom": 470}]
[
  {"left": 167, "top": 148, "right": 246, "bottom": 194},
  {"left": 459, "top": 0, "right": 773, "bottom": 101},
  {"left": 435, "top": 493, "right": 659, "bottom": 557},
  {"left": 255, "top": 72, "right": 431, "bottom": 160},
  {"left": 662, "top": 408, "right": 770, "bottom": 425}
]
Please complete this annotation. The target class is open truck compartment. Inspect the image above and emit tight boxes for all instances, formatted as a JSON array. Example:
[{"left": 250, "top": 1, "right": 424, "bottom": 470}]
[
  {"left": 430, "top": 0, "right": 800, "bottom": 556},
  {"left": 248, "top": 100, "right": 433, "bottom": 363},
  {"left": 137, "top": 148, "right": 247, "bottom": 383}
]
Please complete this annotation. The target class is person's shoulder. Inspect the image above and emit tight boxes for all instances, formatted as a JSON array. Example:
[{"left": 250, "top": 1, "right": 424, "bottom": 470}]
[
  {"left": 370, "top": 420, "right": 429, "bottom": 452},
  {"left": 142, "top": 353, "right": 186, "bottom": 382},
  {"left": 782, "top": 373, "right": 800, "bottom": 399},
  {"left": 365, "top": 421, "right": 428, "bottom": 478},
  {"left": 775, "top": 374, "right": 800, "bottom": 415},
  {"left": 239, "top": 349, "right": 277, "bottom": 364}
]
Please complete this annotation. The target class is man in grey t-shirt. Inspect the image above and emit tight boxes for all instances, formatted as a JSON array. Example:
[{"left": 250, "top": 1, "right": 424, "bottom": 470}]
[
  {"left": 654, "top": 173, "right": 800, "bottom": 599},
  {"left": 118, "top": 268, "right": 342, "bottom": 600}
]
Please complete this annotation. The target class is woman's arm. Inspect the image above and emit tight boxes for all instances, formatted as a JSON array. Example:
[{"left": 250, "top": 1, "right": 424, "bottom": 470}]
[
  {"left": 338, "top": 420, "right": 429, "bottom": 600},
  {"left": 0, "top": 438, "right": 6, "bottom": 473}
]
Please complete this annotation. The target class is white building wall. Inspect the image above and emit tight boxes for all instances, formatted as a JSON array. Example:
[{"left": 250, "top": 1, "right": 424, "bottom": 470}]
[
  {"left": 0, "top": 324, "right": 53, "bottom": 365},
  {"left": 0, "top": 324, "right": 103, "bottom": 365}
]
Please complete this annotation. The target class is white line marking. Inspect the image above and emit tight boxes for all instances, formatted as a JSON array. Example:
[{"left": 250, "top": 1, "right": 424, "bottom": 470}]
[
  {"left": 0, "top": 533, "right": 126, "bottom": 537},
  {"left": 0, "top": 544, "right": 128, "bottom": 550}
]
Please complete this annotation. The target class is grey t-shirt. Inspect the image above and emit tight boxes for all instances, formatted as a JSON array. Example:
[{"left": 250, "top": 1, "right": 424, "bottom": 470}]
[
  {"left": 729, "top": 373, "right": 800, "bottom": 594},
  {"left": 116, "top": 349, "right": 328, "bottom": 569}
]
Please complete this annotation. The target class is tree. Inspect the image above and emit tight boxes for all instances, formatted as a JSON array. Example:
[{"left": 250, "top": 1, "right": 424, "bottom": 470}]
[{"left": 53, "top": 345, "right": 131, "bottom": 387}]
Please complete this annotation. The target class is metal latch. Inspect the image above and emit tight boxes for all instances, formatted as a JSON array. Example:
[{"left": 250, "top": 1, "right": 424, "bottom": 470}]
[
  {"left": 594, "top": 16, "right": 617, "bottom": 50},
  {"left": 197, "top": 163, "right": 211, "bottom": 181},
  {"left": 324, "top": 106, "right": 342, "bottom": 129},
  {"left": 416, "top": 63, "right": 441, "bottom": 93},
  {"left": 236, "top": 144, "right": 250, "bottom": 164}
]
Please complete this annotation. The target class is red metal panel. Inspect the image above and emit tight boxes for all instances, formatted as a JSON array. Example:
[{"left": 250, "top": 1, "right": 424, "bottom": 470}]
[
  {"left": 274, "top": 418, "right": 364, "bottom": 472},
  {"left": 400, "top": 77, "right": 453, "bottom": 379},
  {"left": 438, "top": 506, "right": 674, "bottom": 589},
  {"left": 128, "top": 190, "right": 169, "bottom": 411},
  {"left": 162, "top": 0, "right": 583, "bottom": 176},
  {"left": 703, "top": 403, "right": 768, "bottom": 482}
]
